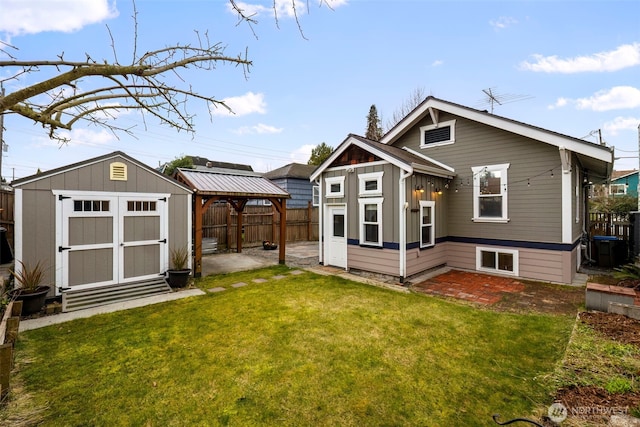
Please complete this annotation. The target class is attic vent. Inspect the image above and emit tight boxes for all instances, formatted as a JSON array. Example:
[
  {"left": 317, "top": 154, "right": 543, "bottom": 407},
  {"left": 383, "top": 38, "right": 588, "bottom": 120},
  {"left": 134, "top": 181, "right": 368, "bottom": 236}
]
[{"left": 110, "top": 162, "right": 127, "bottom": 181}]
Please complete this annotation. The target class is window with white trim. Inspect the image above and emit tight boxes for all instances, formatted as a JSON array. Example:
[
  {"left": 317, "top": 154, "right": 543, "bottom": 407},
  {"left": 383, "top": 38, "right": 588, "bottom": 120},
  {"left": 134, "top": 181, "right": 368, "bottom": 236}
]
[
  {"left": 325, "top": 176, "right": 345, "bottom": 198},
  {"left": 419, "top": 200, "right": 435, "bottom": 248},
  {"left": 476, "top": 247, "right": 519, "bottom": 275},
  {"left": 312, "top": 185, "right": 320, "bottom": 206},
  {"left": 358, "top": 171, "right": 383, "bottom": 197},
  {"left": 420, "top": 119, "right": 456, "bottom": 148},
  {"left": 472, "top": 163, "right": 510, "bottom": 222},
  {"left": 359, "top": 197, "right": 383, "bottom": 246},
  {"left": 610, "top": 184, "right": 627, "bottom": 195}
]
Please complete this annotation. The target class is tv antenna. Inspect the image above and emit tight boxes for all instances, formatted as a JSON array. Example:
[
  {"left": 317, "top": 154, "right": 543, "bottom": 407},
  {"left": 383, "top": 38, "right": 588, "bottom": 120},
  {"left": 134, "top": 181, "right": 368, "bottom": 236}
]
[{"left": 476, "top": 87, "right": 533, "bottom": 113}]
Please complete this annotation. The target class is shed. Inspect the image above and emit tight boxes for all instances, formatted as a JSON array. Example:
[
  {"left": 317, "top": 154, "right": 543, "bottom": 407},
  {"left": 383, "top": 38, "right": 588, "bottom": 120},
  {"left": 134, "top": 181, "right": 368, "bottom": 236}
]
[
  {"left": 12, "top": 151, "right": 193, "bottom": 311},
  {"left": 174, "top": 168, "right": 290, "bottom": 277}
]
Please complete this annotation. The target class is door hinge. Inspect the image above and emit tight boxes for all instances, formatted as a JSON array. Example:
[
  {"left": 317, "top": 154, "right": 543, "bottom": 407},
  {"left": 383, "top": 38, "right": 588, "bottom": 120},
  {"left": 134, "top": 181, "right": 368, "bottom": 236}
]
[
  {"left": 158, "top": 238, "right": 167, "bottom": 244},
  {"left": 58, "top": 287, "right": 71, "bottom": 293},
  {"left": 158, "top": 197, "right": 167, "bottom": 202},
  {"left": 58, "top": 246, "right": 71, "bottom": 252},
  {"left": 58, "top": 195, "right": 71, "bottom": 200}
]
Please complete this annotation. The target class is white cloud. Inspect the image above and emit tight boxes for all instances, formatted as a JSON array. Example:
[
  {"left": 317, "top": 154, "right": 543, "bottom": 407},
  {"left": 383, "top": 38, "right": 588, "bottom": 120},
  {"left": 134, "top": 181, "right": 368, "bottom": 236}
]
[
  {"left": 548, "top": 87, "right": 640, "bottom": 111},
  {"left": 431, "top": 60, "right": 444, "bottom": 67},
  {"left": 490, "top": 16, "right": 518, "bottom": 30},
  {"left": 37, "top": 128, "right": 116, "bottom": 147},
  {"left": 603, "top": 116, "right": 640, "bottom": 136},
  {"left": 575, "top": 86, "right": 640, "bottom": 111},
  {"left": 289, "top": 144, "right": 315, "bottom": 163},
  {"left": 211, "top": 92, "right": 267, "bottom": 117},
  {"left": 0, "top": 0, "right": 118, "bottom": 36},
  {"left": 547, "top": 97, "right": 569, "bottom": 110},
  {"left": 231, "top": 123, "right": 283, "bottom": 135},
  {"left": 521, "top": 42, "right": 640, "bottom": 73},
  {"left": 227, "top": 0, "right": 347, "bottom": 19}
]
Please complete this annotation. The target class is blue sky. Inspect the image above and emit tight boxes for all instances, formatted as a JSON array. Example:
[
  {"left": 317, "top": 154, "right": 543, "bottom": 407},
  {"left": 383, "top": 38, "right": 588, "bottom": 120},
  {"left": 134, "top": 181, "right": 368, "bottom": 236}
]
[{"left": 1, "top": 0, "right": 639, "bottom": 181}]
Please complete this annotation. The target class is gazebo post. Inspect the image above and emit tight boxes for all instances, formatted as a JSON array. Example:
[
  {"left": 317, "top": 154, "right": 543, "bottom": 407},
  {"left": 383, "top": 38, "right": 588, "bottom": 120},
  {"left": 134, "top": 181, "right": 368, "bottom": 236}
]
[
  {"left": 236, "top": 205, "right": 243, "bottom": 253},
  {"left": 279, "top": 198, "right": 287, "bottom": 264},
  {"left": 194, "top": 194, "right": 203, "bottom": 278}
]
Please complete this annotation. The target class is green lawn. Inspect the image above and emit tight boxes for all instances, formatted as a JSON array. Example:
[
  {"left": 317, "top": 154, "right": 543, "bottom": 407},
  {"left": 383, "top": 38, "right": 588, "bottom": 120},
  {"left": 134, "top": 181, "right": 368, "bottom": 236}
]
[{"left": 5, "top": 266, "right": 575, "bottom": 426}]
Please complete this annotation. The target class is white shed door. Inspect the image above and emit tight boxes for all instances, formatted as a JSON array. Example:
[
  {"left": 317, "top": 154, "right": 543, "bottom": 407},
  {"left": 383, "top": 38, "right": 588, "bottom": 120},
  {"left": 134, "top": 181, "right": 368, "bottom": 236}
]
[{"left": 57, "top": 192, "right": 168, "bottom": 293}]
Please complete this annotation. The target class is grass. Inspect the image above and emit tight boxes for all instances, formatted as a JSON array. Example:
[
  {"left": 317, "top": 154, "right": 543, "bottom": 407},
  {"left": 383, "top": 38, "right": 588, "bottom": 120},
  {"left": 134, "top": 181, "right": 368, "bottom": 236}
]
[{"left": 4, "top": 266, "right": 575, "bottom": 426}]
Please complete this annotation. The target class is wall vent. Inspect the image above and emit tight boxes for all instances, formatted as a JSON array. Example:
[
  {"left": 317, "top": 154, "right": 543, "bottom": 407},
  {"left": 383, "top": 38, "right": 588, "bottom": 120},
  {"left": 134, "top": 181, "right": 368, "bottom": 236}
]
[{"left": 110, "top": 162, "right": 128, "bottom": 181}]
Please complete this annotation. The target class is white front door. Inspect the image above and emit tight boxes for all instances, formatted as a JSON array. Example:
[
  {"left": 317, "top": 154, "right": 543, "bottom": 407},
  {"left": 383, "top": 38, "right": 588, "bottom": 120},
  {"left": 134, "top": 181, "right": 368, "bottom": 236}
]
[
  {"left": 56, "top": 191, "right": 169, "bottom": 293},
  {"left": 324, "top": 206, "right": 347, "bottom": 268}
]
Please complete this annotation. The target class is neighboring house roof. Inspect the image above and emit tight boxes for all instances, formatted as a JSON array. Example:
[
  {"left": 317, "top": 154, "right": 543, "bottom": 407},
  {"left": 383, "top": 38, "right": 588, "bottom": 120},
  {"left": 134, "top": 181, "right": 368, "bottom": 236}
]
[
  {"left": 611, "top": 170, "right": 638, "bottom": 181},
  {"left": 381, "top": 96, "right": 614, "bottom": 180},
  {"left": 263, "top": 163, "right": 317, "bottom": 180},
  {"left": 310, "top": 133, "right": 456, "bottom": 182},
  {"left": 176, "top": 168, "right": 290, "bottom": 199},
  {"left": 188, "top": 156, "right": 253, "bottom": 172},
  {"left": 12, "top": 151, "right": 192, "bottom": 192}
]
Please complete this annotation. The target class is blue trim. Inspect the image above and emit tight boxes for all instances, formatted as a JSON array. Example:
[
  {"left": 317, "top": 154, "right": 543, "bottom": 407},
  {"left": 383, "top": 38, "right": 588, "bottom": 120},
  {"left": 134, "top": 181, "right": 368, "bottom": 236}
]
[
  {"left": 347, "top": 239, "right": 399, "bottom": 250},
  {"left": 348, "top": 236, "right": 580, "bottom": 252}
]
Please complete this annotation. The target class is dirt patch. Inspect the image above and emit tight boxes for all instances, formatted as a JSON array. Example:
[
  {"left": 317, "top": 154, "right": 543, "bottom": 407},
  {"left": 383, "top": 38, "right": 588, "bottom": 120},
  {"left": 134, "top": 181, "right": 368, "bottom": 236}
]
[
  {"left": 553, "top": 385, "right": 640, "bottom": 424},
  {"left": 493, "top": 280, "right": 584, "bottom": 315},
  {"left": 580, "top": 311, "right": 640, "bottom": 347}
]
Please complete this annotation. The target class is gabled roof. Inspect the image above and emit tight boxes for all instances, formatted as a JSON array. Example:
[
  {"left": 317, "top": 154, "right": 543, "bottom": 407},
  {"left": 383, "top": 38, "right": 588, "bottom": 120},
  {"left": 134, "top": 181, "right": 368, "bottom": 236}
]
[
  {"left": 176, "top": 168, "right": 290, "bottom": 199},
  {"left": 611, "top": 170, "right": 638, "bottom": 181},
  {"left": 382, "top": 96, "right": 614, "bottom": 166},
  {"left": 310, "top": 134, "right": 456, "bottom": 182},
  {"left": 12, "top": 151, "right": 192, "bottom": 192},
  {"left": 263, "top": 163, "right": 317, "bottom": 180}
]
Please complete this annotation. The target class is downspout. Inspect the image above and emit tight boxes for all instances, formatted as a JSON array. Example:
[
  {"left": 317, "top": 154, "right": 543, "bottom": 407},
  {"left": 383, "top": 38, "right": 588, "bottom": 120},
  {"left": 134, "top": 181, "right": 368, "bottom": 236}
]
[
  {"left": 316, "top": 179, "right": 323, "bottom": 264},
  {"left": 399, "top": 169, "right": 412, "bottom": 282}
]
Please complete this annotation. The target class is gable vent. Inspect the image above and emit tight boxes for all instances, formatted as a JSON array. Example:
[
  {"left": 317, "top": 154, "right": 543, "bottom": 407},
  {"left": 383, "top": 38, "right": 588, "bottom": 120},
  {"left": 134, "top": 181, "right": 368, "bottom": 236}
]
[
  {"left": 424, "top": 126, "right": 451, "bottom": 145},
  {"left": 110, "top": 162, "right": 128, "bottom": 181}
]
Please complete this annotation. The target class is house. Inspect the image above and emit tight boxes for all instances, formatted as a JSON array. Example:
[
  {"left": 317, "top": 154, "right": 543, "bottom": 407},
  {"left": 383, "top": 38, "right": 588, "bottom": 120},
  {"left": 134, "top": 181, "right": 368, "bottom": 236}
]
[
  {"left": 12, "top": 151, "right": 193, "bottom": 311},
  {"left": 263, "top": 163, "right": 318, "bottom": 208},
  {"left": 310, "top": 97, "right": 614, "bottom": 285},
  {"left": 608, "top": 170, "right": 638, "bottom": 197}
]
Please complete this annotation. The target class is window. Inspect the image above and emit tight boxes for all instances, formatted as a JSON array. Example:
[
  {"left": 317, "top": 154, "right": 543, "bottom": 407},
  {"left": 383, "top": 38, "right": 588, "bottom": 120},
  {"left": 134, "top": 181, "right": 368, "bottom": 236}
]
[
  {"left": 476, "top": 247, "right": 519, "bottom": 275},
  {"left": 420, "top": 119, "right": 456, "bottom": 148},
  {"left": 312, "top": 185, "right": 320, "bottom": 206},
  {"left": 610, "top": 184, "right": 627, "bottom": 195},
  {"left": 127, "top": 201, "right": 157, "bottom": 212},
  {"left": 419, "top": 201, "right": 435, "bottom": 248},
  {"left": 359, "top": 197, "right": 383, "bottom": 246},
  {"left": 74, "top": 200, "right": 110, "bottom": 212},
  {"left": 358, "top": 171, "right": 383, "bottom": 197},
  {"left": 472, "top": 163, "right": 510, "bottom": 222},
  {"left": 325, "top": 176, "right": 345, "bottom": 198}
]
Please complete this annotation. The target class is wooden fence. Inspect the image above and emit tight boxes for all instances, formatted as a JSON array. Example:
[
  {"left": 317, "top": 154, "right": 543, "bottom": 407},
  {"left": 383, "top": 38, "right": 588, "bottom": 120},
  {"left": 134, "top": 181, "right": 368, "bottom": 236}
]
[
  {"left": 202, "top": 202, "right": 319, "bottom": 250},
  {"left": 0, "top": 190, "right": 13, "bottom": 251},
  {"left": 589, "top": 212, "right": 631, "bottom": 240}
]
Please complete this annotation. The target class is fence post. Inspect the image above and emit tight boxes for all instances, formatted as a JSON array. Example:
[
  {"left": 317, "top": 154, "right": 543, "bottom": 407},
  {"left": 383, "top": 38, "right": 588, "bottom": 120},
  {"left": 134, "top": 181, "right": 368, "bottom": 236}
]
[
  {"left": 307, "top": 201, "right": 312, "bottom": 241},
  {"left": 0, "top": 343, "right": 11, "bottom": 401},
  {"left": 226, "top": 204, "right": 232, "bottom": 250}
]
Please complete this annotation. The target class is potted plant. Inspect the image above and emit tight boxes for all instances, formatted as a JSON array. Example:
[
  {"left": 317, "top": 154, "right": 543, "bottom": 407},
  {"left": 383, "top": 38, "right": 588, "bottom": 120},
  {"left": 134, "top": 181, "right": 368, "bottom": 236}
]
[
  {"left": 167, "top": 246, "right": 191, "bottom": 288},
  {"left": 10, "top": 260, "right": 51, "bottom": 316}
]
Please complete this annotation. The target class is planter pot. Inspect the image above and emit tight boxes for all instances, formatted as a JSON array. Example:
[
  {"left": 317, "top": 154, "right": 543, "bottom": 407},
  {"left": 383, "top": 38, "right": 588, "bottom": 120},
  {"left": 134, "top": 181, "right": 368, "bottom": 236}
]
[
  {"left": 10, "top": 286, "right": 51, "bottom": 316},
  {"left": 167, "top": 269, "right": 191, "bottom": 288},
  {"left": 262, "top": 241, "right": 277, "bottom": 250}
]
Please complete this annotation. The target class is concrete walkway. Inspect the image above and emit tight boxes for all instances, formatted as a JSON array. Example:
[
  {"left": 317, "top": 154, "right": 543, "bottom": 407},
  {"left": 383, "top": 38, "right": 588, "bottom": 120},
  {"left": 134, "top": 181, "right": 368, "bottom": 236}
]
[{"left": 19, "top": 289, "right": 205, "bottom": 332}]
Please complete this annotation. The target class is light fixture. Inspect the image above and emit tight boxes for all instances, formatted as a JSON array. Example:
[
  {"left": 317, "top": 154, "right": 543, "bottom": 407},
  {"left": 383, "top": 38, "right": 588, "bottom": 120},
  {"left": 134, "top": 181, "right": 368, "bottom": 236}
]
[
  {"left": 436, "top": 188, "right": 443, "bottom": 195},
  {"left": 416, "top": 185, "right": 424, "bottom": 193}
]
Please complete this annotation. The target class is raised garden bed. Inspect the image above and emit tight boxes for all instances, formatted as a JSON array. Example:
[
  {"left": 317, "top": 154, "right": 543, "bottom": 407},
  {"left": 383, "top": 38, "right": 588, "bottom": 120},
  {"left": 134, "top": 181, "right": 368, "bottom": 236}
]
[{"left": 586, "top": 282, "right": 640, "bottom": 319}]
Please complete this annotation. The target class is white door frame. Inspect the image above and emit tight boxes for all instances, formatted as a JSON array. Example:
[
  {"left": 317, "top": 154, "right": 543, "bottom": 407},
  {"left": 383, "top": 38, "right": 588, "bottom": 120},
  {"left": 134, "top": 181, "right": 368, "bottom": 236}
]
[
  {"left": 54, "top": 190, "right": 170, "bottom": 294},
  {"left": 324, "top": 204, "right": 347, "bottom": 269}
]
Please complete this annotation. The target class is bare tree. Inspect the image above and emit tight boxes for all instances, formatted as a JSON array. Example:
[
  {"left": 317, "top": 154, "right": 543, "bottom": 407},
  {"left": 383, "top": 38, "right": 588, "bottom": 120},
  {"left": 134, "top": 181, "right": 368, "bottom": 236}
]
[
  {"left": 0, "top": 1, "right": 328, "bottom": 143},
  {"left": 385, "top": 87, "right": 427, "bottom": 131}
]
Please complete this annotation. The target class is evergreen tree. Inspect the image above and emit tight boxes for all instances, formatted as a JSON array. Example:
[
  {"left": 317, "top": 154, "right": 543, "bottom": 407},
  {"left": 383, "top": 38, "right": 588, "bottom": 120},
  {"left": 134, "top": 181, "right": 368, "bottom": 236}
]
[
  {"left": 308, "top": 143, "right": 334, "bottom": 166},
  {"left": 365, "top": 104, "right": 383, "bottom": 141}
]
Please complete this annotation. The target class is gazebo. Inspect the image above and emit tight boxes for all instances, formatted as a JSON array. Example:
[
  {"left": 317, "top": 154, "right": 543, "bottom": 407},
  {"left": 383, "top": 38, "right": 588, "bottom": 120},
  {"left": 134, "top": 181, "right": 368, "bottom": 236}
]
[{"left": 175, "top": 168, "right": 291, "bottom": 277}]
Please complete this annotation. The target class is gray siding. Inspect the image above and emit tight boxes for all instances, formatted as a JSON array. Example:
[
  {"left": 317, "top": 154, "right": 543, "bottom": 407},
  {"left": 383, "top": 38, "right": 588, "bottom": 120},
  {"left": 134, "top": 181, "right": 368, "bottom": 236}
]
[
  {"left": 271, "top": 178, "right": 313, "bottom": 208},
  {"left": 395, "top": 113, "right": 564, "bottom": 244},
  {"left": 349, "top": 245, "right": 399, "bottom": 276}
]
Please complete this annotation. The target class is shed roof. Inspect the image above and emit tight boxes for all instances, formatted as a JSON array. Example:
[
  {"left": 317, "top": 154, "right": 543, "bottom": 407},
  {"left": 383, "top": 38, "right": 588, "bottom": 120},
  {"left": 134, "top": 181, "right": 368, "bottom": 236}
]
[
  {"left": 176, "top": 168, "right": 290, "bottom": 199},
  {"left": 11, "top": 150, "right": 192, "bottom": 192},
  {"left": 263, "top": 163, "right": 317, "bottom": 180}
]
